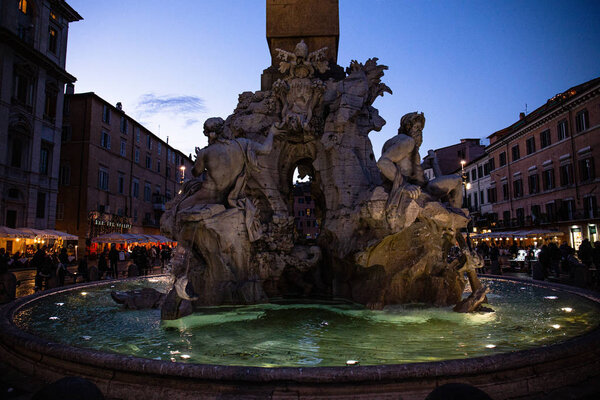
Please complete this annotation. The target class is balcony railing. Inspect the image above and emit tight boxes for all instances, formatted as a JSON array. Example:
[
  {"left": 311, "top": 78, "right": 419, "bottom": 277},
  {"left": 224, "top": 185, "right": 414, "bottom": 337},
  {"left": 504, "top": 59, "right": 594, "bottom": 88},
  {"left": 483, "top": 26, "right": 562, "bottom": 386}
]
[{"left": 496, "top": 208, "right": 600, "bottom": 228}]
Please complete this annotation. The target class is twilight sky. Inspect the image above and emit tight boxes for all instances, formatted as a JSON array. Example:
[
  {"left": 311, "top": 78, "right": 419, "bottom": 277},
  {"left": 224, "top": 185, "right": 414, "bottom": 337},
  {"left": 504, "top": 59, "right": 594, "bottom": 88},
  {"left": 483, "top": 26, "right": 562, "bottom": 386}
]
[{"left": 65, "top": 0, "right": 600, "bottom": 160}]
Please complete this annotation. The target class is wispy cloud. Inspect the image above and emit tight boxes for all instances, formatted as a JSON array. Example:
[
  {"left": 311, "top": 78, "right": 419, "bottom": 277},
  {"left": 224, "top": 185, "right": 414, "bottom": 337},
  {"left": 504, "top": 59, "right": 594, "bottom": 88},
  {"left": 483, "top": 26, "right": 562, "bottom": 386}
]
[
  {"left": 184, "top": 118, "right": 200, "bottom": 128},
  {"left": 136, "top": 93, "right": 205, "bottom": 116}
]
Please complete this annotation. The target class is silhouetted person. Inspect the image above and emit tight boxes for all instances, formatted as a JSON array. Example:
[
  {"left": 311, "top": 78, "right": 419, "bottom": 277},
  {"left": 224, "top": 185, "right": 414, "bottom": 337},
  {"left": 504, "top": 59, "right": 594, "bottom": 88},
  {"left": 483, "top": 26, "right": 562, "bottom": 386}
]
[
  {"left": 549, "top": 242, "right": 561, "bottom": 277},
  {"left": 577, "top": 238, "right": 593, "bottom": 267},
  {"left": 489, "top": 244, "right": 500, "bottom": 274},
  {"left": 97, "top": 251, "right": 108, "bottom": 279},
  {"left": 108, "top": 245, "right": 119, "bottom": 278},
  {"left": 0, "top": 258, "right": 18, "bottom": 304},
  {"left": 77, "top": 256, "right": 89, "bottom": 282}
]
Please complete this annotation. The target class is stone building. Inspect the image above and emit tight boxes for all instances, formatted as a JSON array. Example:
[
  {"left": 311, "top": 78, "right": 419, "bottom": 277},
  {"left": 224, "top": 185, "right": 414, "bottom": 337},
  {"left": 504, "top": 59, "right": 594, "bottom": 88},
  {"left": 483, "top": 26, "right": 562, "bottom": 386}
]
[
  {"left": 56, "top": 92, "right": 194, "bottom": 249},
  {"left": 487, "top": 76, "right": 600, "bottom": 247},
  {"left": 292, "top": 182, "right": 319, "bottom": 239},
  {"left": 0, "top": 0, "right": 81, "bottom": 229},
  {"left": 462, "top": 153, "right": 493, "bottom": 229},
  {"left": 423, "top": 138, "right": 486, "bottom": 178}
]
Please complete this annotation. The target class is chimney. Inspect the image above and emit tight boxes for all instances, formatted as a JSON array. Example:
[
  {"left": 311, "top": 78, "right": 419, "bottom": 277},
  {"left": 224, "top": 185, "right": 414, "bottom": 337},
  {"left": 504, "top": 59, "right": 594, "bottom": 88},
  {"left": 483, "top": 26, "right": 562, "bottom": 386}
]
[
  {"left": 519, "top": 112, "right": 525, "bottom": 120},
  {"left": 116, "top": 102, "right": 123, "bottom": 111}
]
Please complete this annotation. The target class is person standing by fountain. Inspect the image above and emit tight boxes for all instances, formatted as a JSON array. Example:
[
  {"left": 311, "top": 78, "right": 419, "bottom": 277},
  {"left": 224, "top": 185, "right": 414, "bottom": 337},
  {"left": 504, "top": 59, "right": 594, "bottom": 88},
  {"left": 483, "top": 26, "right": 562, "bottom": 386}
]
[
  {"left": 108, "top": 245, "right": 119, "bottom": 279},
  {"left": 0, "top": 256, "right": 17, "bottom": 304}
]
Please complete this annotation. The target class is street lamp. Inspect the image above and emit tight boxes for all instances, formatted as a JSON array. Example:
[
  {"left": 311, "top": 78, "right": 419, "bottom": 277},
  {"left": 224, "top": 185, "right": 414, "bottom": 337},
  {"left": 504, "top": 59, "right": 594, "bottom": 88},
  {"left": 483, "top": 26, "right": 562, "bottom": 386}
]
[
  {"left": 460, "top": 160, "right": 473, "bottom": 250},
  {"left": 179, "top": 165, "right": 186, "bottom": 184}
]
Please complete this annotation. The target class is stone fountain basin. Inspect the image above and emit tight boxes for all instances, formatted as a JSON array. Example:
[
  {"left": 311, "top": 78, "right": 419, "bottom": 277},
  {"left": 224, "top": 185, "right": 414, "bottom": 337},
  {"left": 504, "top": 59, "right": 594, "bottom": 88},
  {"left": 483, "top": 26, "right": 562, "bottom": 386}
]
[{"left": 1, "top": 276, "right": 599, "bottom": 400}]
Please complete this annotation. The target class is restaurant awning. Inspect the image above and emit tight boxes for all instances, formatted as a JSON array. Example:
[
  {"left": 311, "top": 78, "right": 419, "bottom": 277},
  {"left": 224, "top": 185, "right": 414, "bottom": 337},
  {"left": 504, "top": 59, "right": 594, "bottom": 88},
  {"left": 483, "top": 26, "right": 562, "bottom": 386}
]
[
  {"left": 472, "top": 229, "right": 564, "bottom": 240},
  {"left": 0, "top": 226, "right": 35, "bottom": 239},
  {"left": 91, "top": 233, "right": 174, "bottom": 244}
]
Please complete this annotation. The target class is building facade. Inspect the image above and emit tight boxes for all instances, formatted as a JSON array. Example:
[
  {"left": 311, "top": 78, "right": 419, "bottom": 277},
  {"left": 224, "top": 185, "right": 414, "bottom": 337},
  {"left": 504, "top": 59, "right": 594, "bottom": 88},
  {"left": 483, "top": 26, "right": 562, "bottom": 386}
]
[
  {"left": 487, "top": 77, "right": 600, "bottom": 247},
  {"left": 463, "top": 153, "right": 493, "bottom": 229},
  {"left": 56, "top": 92, "right": 194, "bottom": 249},
  {"left": 0, "top": 0, "right": 81, "bottom": 229}
]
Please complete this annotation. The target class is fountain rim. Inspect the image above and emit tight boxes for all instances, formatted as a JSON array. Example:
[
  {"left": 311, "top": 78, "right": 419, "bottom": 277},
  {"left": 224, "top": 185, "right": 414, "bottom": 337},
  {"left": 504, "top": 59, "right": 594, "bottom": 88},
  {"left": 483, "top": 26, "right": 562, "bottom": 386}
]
[{"left": 1, "top": 275, "right": 599, "bottom": 384}]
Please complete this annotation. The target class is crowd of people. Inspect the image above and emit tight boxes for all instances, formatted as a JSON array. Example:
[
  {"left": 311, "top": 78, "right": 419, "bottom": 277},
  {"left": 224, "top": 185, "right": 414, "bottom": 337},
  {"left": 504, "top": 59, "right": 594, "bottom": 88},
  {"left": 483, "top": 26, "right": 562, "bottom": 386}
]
[
  {"left": 475, "top": 239, "right": 600, "bottom": 289},
  {"left": 0, "top": 243, "right": 174, "bottom": 303}
]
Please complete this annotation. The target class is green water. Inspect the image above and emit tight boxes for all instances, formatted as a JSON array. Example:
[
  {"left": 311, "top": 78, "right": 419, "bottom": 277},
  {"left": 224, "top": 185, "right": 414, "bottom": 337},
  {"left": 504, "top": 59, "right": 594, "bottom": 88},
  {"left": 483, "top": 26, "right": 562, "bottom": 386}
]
[{"left": 13, "top": 278, "right": 600, "bottom": 367}]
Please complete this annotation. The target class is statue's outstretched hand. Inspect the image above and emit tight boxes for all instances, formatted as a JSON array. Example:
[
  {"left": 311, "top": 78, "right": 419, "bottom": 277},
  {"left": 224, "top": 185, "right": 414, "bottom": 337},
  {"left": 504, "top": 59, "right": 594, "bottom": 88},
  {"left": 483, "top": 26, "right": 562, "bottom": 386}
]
[{"left": 403, "top": 184, "right": 421, "bottom": 200}]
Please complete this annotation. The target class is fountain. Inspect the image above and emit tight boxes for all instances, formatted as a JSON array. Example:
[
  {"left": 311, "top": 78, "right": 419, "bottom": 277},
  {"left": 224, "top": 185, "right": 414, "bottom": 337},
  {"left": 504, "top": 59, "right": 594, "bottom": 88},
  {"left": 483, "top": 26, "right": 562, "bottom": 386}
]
[
  {"left": 158, "top": 40, "right": 486, "bottom": 320},
  {"left": 1, "top": 6, "right": 600, "bottom": 399}
]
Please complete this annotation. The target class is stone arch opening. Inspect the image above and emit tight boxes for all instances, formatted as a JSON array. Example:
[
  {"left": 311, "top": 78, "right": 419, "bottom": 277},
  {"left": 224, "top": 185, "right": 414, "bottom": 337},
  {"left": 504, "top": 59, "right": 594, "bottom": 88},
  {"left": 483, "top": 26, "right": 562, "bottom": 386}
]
[{"left": 289, "top": 160, "right": 324, "bottom": 244}]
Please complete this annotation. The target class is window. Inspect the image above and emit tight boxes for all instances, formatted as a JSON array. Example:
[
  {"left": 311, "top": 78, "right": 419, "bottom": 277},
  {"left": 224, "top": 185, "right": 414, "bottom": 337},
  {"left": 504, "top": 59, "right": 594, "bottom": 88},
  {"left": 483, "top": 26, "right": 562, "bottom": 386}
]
[
  {"left": 36, "top": 192, "right": 46, "bottom": 219},
  {"left": 584, "top": 196, "right": 597, "bottom": 218},
  {"left": 528, "top": 174, "right": 539, "bottom": 194},
  {"left": 477, "top": 165, "right": 483, "bottom": 178},
  {"left": 144, "top": 183, "right": 151, "bottom": 202},
  {"left": 13, "top": 67, "right": 34, "bottom": 106},
  {"left": 176, "top": 154, "right": 181, "bottom": 165},
  {"left": 155, "top": 185, "right": 161, "bottom": 195},
  {"left": 559, "top": 164, "right": 573, "bottom": 186},
  {"left": 516, "top": 208, "right": 525, "bottom": 225},
  {"left": 118, "top": 172, "right": 125, "bottom": 194},
  {"left": 166, "top": 189, "right": 172, "bottom": 201},
  {"left": 561, "top": 200, "right": 575, "bottom": 220},
  {"left": 502, "top": 182, "right": 509, "bottom": 200},
  {"left": 135, "top": 127, "right": 140, "bottom": 143},
  {"left": 546, "top": 202, "right": 556, "bottom": 221},
  {"left": 157, "top": 142, "right": 161, "bottom": 155},
  {"left": 526, "top": 137, "right": 536, "bottom": 155},
  {"left": 540, "top": 130, "right": 551, "bottom": 148},
  {"left": 39, "top": 146, "right": 49, "bottom": 175},
  {"left": 147, "top": 135, "right": 152, "bottom": 149},
  {"left": 133, "top": 209, "right": 138, "bottom": 223},
  {"left": 166, "top": 165, "right": 171, "bottom": 178},
  {"left": 487, "top": 187, "right": 497, "bottom": 203},
  {"left": 102, "top": 104, "right": 111, "bottom": 124},
  {"left": 48, "top": 26, "right": 58, "bottom": 54},
  {"left": 471, "top": 169, "right": 477, "bottom": 181},
  {"left": 101, "top": 131, "right": 111, "bottom": 149},
  {"left": 511, "top": 145, "right": 520, "bottom": 161},
  {"left": 134, "top": 148, "right": 140, "bottom": 163},
  {"left": 483, "top": 162, "right": 490, "bottom": 176},
  {"left": 499, "top": 152, "right": 507, "bottom": 167},
  {"left": 579, "top": 158, "right": 595, "bottom": 181},
  {"left": 120, "top": 117, "right": 128, "bottom": 134},
  {"left": 531, "top": 204, "right": 541, "bottom": 223},
  {"left": 98, "top": 167, "right": 109, "bottom": 191},
  {"left": 299, "top": 198, "right": 304, "bottom": 204},
  {"left": 557, "top": 119, "right": 569, "bottom": 140},
  {"left": 146, "top": 154, "right": 152, "bottom": 169},
  {"left": 457, "top": 149, "right": 465, "bottom": 160},
  {"left": 120, "top": 139, "right": 126, "bottom": 156},
  {"left": 157, "top": 160, "right": 161, "bottom": 173},
  {"left": 18, "top": 0, "right": 28, "bottom": 14},
  {"left": 576, "top": 109, "right": 589, "bottom": 133},
  {"left": 488, "top": 158, "right": 496, "bottom": 171},
  {"left": 513, "top": 179, "right": 523, "bottom": 198},
  {"left": 473, "top": 192, "right": 478, "bottom": 209},
  {"left": 132, "top": 178, "right": 139, "bottom": 198},
  {"left": 503, "top": 210, "right": 511, "bottom": 224},
  {"left": 10, "top": 138, "right": 23, "bottom": 168},
  {"left": 542, "top": 169, "right": 555, "bottom": 190},
  {"left": 59, "top": 163, "right": 70, "bottom": 185},
  {"left": 44, "top": 83, "right": 57, "bottom": 119}
]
